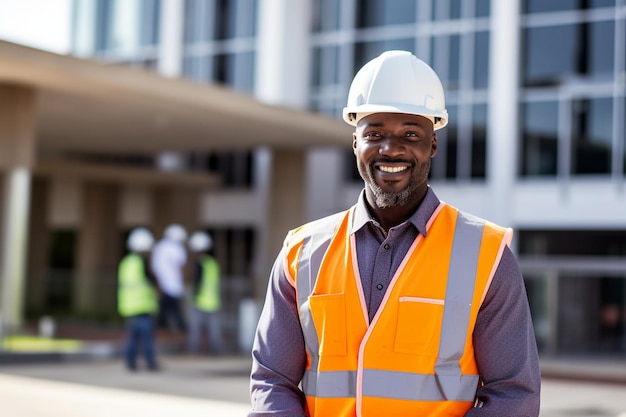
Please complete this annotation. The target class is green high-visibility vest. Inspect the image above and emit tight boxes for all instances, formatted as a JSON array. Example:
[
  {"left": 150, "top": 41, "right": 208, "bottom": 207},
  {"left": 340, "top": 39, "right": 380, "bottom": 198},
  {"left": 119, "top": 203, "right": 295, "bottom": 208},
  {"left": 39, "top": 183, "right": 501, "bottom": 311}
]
[
  {"left": 195, "top": 255, "right": 221, "bottom": 312},
  {"left": 117, "top": 253, "right": 158, "bottom": 317}
]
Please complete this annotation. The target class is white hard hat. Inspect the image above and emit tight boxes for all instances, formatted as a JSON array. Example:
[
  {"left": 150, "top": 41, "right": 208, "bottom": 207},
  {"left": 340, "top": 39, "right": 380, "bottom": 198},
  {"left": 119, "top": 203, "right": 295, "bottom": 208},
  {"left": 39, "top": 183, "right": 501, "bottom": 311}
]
[
  {"left": 164, "top": 223, "right": 187, "bottom": 243},
  {"left": 188, "top": 231, "right": 213, "bottom": 252},
  {"left": 343, "top": 50, "right": 448, "bottom": 130},
  {"left": 127, "top": 227, "right": 154, "bottom": 252}
]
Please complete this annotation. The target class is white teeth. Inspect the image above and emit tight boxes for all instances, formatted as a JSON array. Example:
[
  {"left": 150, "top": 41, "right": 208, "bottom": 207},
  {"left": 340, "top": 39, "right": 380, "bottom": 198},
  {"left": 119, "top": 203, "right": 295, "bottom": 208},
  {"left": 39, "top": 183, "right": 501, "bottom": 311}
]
[{"left": 379, "top": 166, "right": 407, "bottom": 173}]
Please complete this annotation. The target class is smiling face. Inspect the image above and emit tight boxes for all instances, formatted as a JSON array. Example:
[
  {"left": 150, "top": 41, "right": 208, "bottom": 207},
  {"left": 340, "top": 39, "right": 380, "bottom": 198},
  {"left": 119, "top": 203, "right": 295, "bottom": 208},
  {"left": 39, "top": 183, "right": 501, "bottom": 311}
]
[{"left": 353, "top": 112, "right": 437, "bottom": 211}]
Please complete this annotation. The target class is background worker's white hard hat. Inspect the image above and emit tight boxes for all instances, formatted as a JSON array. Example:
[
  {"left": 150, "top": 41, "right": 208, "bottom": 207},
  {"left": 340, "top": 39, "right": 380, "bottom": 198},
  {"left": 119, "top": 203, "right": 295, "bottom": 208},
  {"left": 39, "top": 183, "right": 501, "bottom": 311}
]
[
  {"left": 164, "top": 223, "right": 187, "bottom": 243},
  {"left": 343, "top": 50, "right": 448, "bottom": 130},
  {"left": 188, "top": 231, "right": 213, "bottom": 252},
  {"left": 127, "top": 227, "right": 154, "bottom": 252}
]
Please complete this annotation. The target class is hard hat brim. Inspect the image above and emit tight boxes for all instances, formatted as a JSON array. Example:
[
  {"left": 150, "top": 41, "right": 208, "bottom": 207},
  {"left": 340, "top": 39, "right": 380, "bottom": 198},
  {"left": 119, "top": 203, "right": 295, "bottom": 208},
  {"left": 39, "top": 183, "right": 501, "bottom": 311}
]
[{"left": 343, "top": 104, "right": 448, "bottom": 130}]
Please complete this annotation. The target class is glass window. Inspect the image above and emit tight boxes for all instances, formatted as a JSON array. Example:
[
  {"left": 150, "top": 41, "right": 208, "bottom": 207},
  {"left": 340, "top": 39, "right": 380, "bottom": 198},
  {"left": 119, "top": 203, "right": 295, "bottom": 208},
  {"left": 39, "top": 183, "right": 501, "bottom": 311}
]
[
  {"left": 524, "top": 25, "right": 577, "bottom": 86},
  {"left": 450, "top": 0, "right": 461, "bottom": 19},
  {"left": 185, "top": 0, "right": 213, "bottom": 42},
  {"left": 521, "top": 101, "right": 559, "bottom": 176},
  {"left": 356, "top": 0, "right": 416, "bottom": 27},
  {"left": 589, "top": 21, "right": 615, "bottom": 78},
  {"left": 140, "top": 0, "right": 160, "bottom": 46},
  {"left": 215, "top": 0, "right": 256, "bottom": 39},
  {"left": 471, "top": 103, "right": 487, "bottom": 178},
  {"left": 205, "top": 151, "right": 255, "bottom": 188},
  {"left": 623, "top": 98, "right": 626, "bottom": 175},
  {"left": 446, "top": 104, "right": 458, "bottom": 178},
  {"left": 183, "top": 55, "right": 212, "bottom": 82},
  {"left": 353, "top": 39, "right": 415, "bottom": 72},
  {"left": 449, "top": 35, "right": 461, "bottom": 90},
  {"left": 476, "top": 0, "right": 490, "bottom": 17},
  {"left": 432, "top": 0, "right": 461, "bottom": 20},
  {"left": 524, "top": 22, "right": 615, "bottom": 86},
  {"left": 431, "top": 35, "right": 460, "bottom": 91},
  {"left": 312, "top": 46, "right": 340, "bottom": 88},
  {"left": 213, "top": 52, "right": 255, "bottom": 93},
  {"left": 572, "top": 97, "right": 613, "bottom": 175},
  {"left": 313, "top": 0, "right": 341, "bottom": 32},
  {"left": 474, "top": 31, "right": 490, "bottom": 89},
  {"left": 524, "top": 0, "right": 615, "bottom": 13},
  {"left": 519, "top": 230, "right": 626, "bottom": 256}
]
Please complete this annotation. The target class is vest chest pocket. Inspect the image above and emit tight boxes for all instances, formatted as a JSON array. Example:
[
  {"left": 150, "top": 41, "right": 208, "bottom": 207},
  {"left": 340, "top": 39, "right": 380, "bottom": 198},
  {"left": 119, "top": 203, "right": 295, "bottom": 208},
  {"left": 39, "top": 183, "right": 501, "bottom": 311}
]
[
  {"left": 395, "top": 297, "right": 445, "bottom": 356},
  {"left": 308, "top": 293, "right": 347, "bottom": 356}
]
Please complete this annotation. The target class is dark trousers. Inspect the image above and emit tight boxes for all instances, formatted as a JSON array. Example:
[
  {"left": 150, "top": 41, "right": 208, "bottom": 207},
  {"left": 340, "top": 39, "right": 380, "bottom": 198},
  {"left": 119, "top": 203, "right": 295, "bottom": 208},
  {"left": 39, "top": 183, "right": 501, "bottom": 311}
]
[
  {"left": 124, "top": 314, "right": 157, "bottom": 370},
  {"left": 158, "top": 294, "right": 187, "bottom": 332}
]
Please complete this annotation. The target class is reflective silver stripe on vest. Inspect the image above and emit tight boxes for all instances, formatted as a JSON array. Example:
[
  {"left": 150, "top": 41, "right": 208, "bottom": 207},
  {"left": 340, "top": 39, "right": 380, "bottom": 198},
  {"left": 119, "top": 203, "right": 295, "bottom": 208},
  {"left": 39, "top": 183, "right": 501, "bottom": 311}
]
[
  {"left": 296, "top": 213, "right": 344, "bottom": 394},
  {"left": 302, "top": 369, "right": 358, "bottom": 397},
  {"left": 297, "top": 209, "right": 486, "bottom": 402},
  {"left": 434, "top": 210, "right": 484, "bottom": 399},
  {"left": 362, "top": 370, "right": 479, "bottom": 401}
]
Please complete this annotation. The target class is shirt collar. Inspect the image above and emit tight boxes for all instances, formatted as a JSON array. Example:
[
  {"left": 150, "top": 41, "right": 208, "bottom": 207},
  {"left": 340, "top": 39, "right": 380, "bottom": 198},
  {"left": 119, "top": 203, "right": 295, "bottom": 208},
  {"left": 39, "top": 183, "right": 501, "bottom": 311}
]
[{"left": 351, "top": 186, "right": 441, "bottom": 237}]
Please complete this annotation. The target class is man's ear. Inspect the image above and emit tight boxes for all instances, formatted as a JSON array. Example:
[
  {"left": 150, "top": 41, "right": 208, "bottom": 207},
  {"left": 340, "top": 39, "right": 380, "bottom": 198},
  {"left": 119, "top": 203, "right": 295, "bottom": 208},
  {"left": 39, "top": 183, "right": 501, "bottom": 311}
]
[
  {"left": 352, "top": 132, "right": 358, "bottom": 154},
  {"left": 430, "top": 132, "right": 438, "bottom": 158}
]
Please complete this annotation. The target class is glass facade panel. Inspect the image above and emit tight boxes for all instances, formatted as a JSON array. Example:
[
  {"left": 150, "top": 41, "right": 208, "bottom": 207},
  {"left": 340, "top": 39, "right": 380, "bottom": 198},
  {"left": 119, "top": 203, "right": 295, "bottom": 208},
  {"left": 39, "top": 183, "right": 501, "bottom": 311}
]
[
  {"left": 521, "top": 101, "right": 559, "bottom": 176},
  {"left": 312, "top": 46, "right": 340, "bottom": 88},
  {"left": 524, "top": 25, "right": 577, "bottom": 86},
  {"left": 524, "top": 22, "right": 615, "bottom": 86},
  {"left": 589, "top": 21, "right": 615, "bottom": 79},
  {"left": 450, "top": 0, "right": 462, "bottom": 19},
  {"left": 445, "top": 104, "right": 458, "bottom": 178},
  {"left": 215, "top": 0, "right": 257, "bottom": 39},
  {"left": 572, "top": 97, "right": 613, "bottom": 175},
  {"left": 476, "top": 0, "right": 490, "bottom": 17},
  {"left": 474, "top": 31, "right": 490, "bottom": 89},
  {"left": 525, "top": 0, "right": 615, "bottom": 13},
  {"left": 213, "top": 52, "right": 255, "bottom": 92},
  {"left": 184, "top": 0, "right": 213, "bottom": 42},
  {"left": 313, "top": 0, "right": 341, "bottom": 32},
  {"left": 432, "top": 0, "right": 461, "bottom": 20},
  {"left": 471, "top": 103, "right": 487, "bottom": 178},
  {"left": 354, "top": 39, "right": 415, "bottom": 72},
  {"left": 356, "top": 0, "right": 416, "bottom": 27},
  {"left": 621, "top": 98, "right": 626, "bottom": 174},
  {"left": 431, "top": 35, "right": 461, "bottom": 91}
]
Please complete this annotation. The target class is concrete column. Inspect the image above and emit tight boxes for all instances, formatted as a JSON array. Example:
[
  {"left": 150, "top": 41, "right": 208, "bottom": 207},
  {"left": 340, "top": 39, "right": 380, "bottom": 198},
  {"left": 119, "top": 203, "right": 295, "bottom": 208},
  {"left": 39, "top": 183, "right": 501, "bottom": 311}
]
[
  {"left": 0, "top": 84, "right": 37, "bottom": 331},
  {"left": 158, "top": 0, "right": 185, "bottom": 78},
  {"left": 24, "top": 178, "right": 50, "bottom": 315},
  {"left": 255, "top": 0, "right": 312, "bottom": 108},
  {"left": 487, "top": 0, "right": 520, "bottom": 226},
  {"left": 254, "top": 0, "right": 312, "bottom": 300},
  {"left": 75, "top": 183, "right": 120, "bottom": 316},
  {"left": 263, "top": 150, "right": 306, "bottom": 291}
]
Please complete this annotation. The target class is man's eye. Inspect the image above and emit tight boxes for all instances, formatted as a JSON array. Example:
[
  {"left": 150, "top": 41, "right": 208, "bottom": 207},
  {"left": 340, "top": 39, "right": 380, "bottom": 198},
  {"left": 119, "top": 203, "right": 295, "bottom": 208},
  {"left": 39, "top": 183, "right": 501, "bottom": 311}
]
[{"left": 365, "top": 132, "right": 382, "bottom": 139}]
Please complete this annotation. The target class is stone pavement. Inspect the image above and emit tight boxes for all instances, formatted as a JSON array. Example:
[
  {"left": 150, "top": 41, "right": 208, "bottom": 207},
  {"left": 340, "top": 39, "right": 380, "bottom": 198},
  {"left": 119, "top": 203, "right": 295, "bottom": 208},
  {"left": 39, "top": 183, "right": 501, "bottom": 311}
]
[
  {"left": 0, "top": 353, "right": 625, "bottom": 417},
  {"left": 0, "top": 354, "right": 252, "bottom": 417}
]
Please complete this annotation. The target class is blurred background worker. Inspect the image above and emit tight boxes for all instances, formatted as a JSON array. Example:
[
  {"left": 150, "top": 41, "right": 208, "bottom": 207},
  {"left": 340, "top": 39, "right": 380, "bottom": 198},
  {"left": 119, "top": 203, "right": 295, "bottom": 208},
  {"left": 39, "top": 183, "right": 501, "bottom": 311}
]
[
  {"left": 117, "top": 227, "right": 159, "bottom": 371},
  {"left": 151, "top": 223, "right": 188, "bottom": 333},
  {"left": 186, "top": 230, "right": 225, "bottom": 355}
]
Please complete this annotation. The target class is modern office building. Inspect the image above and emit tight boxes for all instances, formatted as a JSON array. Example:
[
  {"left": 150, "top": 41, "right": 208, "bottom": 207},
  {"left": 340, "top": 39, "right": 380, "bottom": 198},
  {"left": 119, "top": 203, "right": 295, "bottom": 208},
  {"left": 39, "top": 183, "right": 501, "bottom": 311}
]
[{"left": 2, "top": 0, "right": 624, "bottom": 356}]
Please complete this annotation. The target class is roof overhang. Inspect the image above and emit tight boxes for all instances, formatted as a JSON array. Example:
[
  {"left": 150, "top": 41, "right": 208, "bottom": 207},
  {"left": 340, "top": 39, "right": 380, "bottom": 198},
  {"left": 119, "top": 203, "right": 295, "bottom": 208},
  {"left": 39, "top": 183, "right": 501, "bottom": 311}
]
[{"left": 0, "top": 41, "right": 353, "bottom": 157}]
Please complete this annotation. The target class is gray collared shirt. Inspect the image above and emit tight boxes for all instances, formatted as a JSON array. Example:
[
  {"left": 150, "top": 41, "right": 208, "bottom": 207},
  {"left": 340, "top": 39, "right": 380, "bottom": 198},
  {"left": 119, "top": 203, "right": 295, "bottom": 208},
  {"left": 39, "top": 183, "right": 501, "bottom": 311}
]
[{"left": 249, "top": 187, "right": 541, "bottom": 417}]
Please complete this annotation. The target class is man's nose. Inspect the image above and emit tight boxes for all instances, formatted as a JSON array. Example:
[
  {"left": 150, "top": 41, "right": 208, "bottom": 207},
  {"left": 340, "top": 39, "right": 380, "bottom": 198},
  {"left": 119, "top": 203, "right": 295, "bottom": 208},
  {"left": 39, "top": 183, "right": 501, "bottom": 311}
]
[{"left": 379, "top": 135, "right": 405, "bottom": 156}]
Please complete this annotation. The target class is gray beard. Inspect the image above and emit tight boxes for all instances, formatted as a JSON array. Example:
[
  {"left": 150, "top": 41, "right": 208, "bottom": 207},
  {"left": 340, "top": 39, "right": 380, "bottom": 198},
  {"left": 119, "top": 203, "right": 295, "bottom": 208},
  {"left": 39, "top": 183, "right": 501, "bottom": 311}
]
[
  {"left": 369, "top": 177, "right": 415, "bottom": 208},
  {"left": 360, "top": 158, "right": 431, "bottom": 209}
]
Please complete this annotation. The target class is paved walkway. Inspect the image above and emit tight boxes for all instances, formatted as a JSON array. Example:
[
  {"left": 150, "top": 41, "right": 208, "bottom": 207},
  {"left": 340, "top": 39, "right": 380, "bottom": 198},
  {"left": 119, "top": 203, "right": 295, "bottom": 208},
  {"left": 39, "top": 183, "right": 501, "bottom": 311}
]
[
  {"left": 0, "top": 354, "right": 251, "bottom": 417},
  {"left": 1, "top": 353, "right": 626, "bottom": 417}
]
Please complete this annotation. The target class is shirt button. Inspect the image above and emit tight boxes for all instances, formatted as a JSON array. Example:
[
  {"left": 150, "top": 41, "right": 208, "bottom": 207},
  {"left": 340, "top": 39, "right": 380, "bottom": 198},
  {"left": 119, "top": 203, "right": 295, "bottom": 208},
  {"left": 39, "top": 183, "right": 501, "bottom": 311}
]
[
  {"left": 383, "top": 244, "right": 390, "bottom": 250},
  {"left": 377, "top": 284, "right": 384, "bottom": 290}
]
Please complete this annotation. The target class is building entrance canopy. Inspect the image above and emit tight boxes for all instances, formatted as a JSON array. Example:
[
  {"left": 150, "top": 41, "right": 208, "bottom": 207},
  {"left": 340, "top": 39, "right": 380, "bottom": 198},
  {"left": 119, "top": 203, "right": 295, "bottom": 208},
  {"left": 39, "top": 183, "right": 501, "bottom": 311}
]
[{"left": 0, "top": 40, "right": 351, "bottom": 157}]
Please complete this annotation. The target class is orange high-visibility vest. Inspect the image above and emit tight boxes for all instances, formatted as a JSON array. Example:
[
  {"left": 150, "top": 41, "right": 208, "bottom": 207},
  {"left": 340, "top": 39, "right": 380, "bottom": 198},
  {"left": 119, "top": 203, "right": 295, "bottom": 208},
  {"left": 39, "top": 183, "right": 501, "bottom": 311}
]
[{"left": 283, "top": 202, "right": 512, "bottom": 417}]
